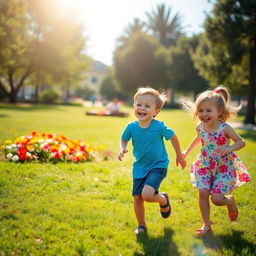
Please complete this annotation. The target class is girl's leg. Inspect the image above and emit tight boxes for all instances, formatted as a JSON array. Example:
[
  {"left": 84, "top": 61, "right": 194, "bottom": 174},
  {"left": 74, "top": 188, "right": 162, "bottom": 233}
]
[
  {"left": 211, "top": 193, "right": 235, "bottom": 208},
  {"left": 141, "top": 185, "right": 169, "bottom": 214},
  {"left": 198, "top": 189, "right": 211, "bottom": 227},
  {"left": 133, "top": 195, "right": 146, "bottom": 227},
  {"left": 211, "top": 193, "right": 238, "bottom": 221}
]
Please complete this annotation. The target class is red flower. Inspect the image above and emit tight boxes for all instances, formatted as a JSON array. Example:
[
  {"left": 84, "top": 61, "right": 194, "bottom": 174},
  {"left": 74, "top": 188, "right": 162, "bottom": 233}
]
[
  {"left": 53, "top": 152, "right": 61, "bottom": 159},
  {"left": 198, "top": 168, "right": 207, "bottom": 175},
  {"left": 219, "top": 164, "right": 228, "bottom": 173},
  {"left": 209, "top": 159, "right": 216, "bottom": 170},
  {"left": 238, "top": 173, "right": 251, "bottom": 182},
  {"left": 216, "top": 134, "right": 227, "bottom": 146},
  {"left": 18, "top": 147, "right": 28, "bottom": 161},
  {"left": 202, "top": 150, "right": 207, "bottom": 157}
]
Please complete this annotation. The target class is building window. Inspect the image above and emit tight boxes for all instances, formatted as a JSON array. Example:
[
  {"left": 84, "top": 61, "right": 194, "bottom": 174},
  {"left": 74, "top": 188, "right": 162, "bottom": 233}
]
[{"left": 91, "top": 76, "right": 98, "bottom": 84}]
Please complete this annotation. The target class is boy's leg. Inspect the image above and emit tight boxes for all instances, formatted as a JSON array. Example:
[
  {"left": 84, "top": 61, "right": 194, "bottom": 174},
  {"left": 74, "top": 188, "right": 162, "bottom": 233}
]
[
  {"left": 141, "top": 185, "right": 169, "bottom": 214},
  {"left": 133, "top": 195, "right": 146, "bottom": 227}
]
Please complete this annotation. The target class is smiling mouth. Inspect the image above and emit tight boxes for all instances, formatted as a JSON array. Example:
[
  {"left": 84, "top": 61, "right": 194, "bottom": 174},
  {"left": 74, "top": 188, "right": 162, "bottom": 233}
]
[
  {"left": 138, "top": 111, "right": 146, "bottom": 117},
  {"left": 201, "top": 117, "right": 210, "bottom": 122}
]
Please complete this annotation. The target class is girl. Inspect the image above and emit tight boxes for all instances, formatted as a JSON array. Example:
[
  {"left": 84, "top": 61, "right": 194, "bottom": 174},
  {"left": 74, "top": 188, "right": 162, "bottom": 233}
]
[{"left": 182, "top": 85, "right": 251, "bottom": 236}]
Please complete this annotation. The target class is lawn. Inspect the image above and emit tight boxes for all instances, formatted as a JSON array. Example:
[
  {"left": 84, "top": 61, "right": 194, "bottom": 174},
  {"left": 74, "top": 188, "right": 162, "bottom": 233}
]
[{"left": 0, "top": 104, "right": 255, "bottom": 256}]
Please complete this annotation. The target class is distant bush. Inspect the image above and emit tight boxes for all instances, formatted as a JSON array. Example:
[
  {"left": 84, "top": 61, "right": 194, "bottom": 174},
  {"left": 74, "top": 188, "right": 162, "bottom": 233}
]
[{"left": 41, "top": 89, "right": 59, "bottom": 104}]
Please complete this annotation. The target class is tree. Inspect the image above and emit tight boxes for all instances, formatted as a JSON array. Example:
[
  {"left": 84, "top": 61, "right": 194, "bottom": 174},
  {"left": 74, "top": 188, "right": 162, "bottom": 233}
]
[
  {"left": 203, "top": 0, "right": 256, "bottom": 124},
  {"left": 192, "top": 34, "right": 248, "bottom": 95},
  {"left": 146, "top": 4, "right": 184, "bottom": 47},
  {"left": 0, "top": 0, "right": 89, "bottom": 103},
  {"left": 100, "top": 69, "right": 128, "bottom": 101},
  {"left": 117, "top": 18, "right": 146, "bottom": 49},
  {"left": 114, "top": 32, "right": 170, "bottom": 96},
  {"left": 169, "top": 36, "right": 209, "bottom": 97}
]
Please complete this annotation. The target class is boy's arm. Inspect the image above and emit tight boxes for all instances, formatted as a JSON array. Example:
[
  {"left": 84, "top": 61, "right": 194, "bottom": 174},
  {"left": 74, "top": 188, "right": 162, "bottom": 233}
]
[
  {"left": 118, "top": 139, "right": 128, "bottom": 161},
  {"left": 183, "top": 126, "right": 201, "bottom": 158},
  {"left": 170, "top": 134, "right": 186, "bottom": 170}
]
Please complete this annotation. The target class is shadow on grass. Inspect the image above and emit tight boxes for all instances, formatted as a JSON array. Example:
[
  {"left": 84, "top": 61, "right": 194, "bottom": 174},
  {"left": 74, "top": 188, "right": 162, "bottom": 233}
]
[
  {"left": 239, "top": 130, "right": 256, "bottom": 142},
  {"left": 134, "top": 228, "right": 180, "bottom": 256},
  {"left": 0, "top": 104, "right": 67, "bottom": 112},
  {"left": 200, "top": 229, "right": 256, "bottom": 255},
  {"left": 0, "top": 114, "right": 8, "bottom": 117}
]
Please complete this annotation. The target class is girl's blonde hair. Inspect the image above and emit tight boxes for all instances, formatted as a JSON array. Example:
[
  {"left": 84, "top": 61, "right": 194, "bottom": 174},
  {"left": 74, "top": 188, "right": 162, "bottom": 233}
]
[
  {"left": 182, "top": 85, "right": 241, "bottom": 122},
  {"left": 134, "top": 87, "right": 167, "bottom": 109}
]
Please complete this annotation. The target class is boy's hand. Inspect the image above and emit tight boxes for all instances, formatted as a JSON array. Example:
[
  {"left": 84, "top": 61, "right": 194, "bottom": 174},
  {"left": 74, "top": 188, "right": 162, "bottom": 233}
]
[
  {"left": 176, "top": 155, "right": 186, "bottom": 170},
  {"left": 118, "top": 149, "right": 128, "bottom": 161}
]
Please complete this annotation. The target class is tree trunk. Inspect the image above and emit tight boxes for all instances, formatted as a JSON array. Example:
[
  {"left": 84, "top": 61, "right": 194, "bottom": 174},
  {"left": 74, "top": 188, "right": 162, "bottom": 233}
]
[
  {"left": 34, "top": 82, "right": 39, "bottom": 104},
  {"left": 8, "top": 89, "right": 17, "bottom": 103},
  {"left": 244, "top": 37, "right": 256, "bottom": 124}
]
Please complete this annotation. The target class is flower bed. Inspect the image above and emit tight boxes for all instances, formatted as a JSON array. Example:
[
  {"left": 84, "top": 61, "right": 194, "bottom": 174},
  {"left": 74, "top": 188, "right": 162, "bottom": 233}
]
[{"left": 1, "top": 131, "right": 111, "bottom": 163}]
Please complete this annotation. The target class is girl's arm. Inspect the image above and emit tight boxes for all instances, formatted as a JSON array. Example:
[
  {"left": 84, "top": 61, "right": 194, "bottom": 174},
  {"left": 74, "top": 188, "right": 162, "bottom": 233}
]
[
  {"left": 118, "top": 139, "right": 128, "bottom": 161},
  {"left": 170, "top": 134, "right": 186, "bottom": 170},
  {"left": 183, "top": 125, "right": 201, "bottom": 158},
  {"left": 215, "top": 124, "right": 246, "bottom": 155}
]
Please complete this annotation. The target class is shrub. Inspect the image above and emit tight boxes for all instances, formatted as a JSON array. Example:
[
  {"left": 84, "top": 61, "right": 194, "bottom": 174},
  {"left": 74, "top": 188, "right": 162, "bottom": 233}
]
[{"left": 41, "top": 89, "right": 59, "bottom": 104}]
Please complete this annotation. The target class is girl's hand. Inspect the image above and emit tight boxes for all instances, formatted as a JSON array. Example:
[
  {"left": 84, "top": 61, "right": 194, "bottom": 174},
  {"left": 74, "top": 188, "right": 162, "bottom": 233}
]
[
  {"left": 176, "top": 155, "right": 186, "bottom": 170},
  {"left": 181, "top": 150, "right": 187, "bottom": 158},
  {"left": 215, "top": 146, "right": 231, "bottom": 155},
  {"left": 118, "top": 149, "right": 128, "bottom": 161}
]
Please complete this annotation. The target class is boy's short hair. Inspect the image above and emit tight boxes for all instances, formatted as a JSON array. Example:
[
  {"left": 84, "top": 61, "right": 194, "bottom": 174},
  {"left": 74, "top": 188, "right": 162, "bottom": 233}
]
[{"left": 134, "top": 87, "right": 167, "bottom": 109}]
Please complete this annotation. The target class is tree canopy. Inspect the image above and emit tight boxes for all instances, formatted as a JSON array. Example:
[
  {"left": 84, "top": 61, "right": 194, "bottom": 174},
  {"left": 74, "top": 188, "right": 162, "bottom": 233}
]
[
  {"left": 196, "top": 0, "right": 256, "bottom": 124},
  {"left": 114, "top": 32, "right": 170, "bottom": 96},
  {"left": 0, "top": 0, "right": 89, "bottom": 103}
]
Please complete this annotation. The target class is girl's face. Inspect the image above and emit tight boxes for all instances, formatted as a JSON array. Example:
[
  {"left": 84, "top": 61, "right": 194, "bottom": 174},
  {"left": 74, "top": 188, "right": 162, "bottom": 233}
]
[
  {"left": 197, "top": 100, "right": 221, "bottom": 129},
  {"left": 134, "top": 94, "right": 160, "bottom": 123}
]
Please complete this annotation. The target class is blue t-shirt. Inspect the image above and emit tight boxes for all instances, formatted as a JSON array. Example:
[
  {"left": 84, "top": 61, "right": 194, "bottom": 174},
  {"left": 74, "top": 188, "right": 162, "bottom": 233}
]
[{"left": 121, "top": 119, "right": 175, "bottom": 178}]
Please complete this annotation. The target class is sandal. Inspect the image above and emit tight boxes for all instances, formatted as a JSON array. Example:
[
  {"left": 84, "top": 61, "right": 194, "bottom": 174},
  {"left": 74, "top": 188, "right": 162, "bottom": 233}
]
[
  {"left": 160, "top": 193, "right": 171, "bottom": 218},
  {"left": 134, "top": 225, "right": 147, "bottom": 235},
  {"left": 195, "top": 225, "right": 212, "bottom": 236},
  {"left": 227, "top": 195, "right": 238, "bottom": 221}
]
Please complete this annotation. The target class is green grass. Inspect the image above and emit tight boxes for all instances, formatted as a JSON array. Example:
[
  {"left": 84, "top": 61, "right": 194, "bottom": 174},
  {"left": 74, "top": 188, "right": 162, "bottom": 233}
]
[{"left": 0, "top": 104, "right": 255, "bottom": 256}]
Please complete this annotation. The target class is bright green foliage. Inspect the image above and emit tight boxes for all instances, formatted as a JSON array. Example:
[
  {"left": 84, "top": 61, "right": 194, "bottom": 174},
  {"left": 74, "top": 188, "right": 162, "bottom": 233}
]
[
  {"left": 114, "top": 32, "right": 170, "bottom": 95},
  {"left": 0, "top": 104, "right": 255, "bottom": 255},
  {"left": 168, "top": 36, "right": 209, "bottom": 96},
  {"left": 193, "top": 0, "right": 256, "bottom": 124}
]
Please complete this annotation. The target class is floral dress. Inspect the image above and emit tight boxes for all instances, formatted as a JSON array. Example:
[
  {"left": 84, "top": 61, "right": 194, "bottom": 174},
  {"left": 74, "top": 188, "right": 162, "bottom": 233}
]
[{"left": 190, "top": 122, "right": 251, "bottom": 194}]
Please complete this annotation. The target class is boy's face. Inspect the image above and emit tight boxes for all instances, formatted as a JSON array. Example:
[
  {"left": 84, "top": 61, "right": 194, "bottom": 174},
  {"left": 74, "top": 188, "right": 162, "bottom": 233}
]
[{"left": 134, "top": 94, "right": 160, "bottom": 122}]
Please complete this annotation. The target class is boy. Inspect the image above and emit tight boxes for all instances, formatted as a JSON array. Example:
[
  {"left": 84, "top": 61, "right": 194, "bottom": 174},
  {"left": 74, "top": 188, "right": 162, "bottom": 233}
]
[{"left": 118, "top": 87, "right": 186, "bottom": 234}]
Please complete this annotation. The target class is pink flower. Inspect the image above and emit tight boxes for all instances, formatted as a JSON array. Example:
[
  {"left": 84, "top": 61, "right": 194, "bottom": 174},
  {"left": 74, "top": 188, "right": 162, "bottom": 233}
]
[
  {"left": 202, "top": 150, "right": 207, "bottom": 157},
  {"left": 216, "top": 134, "right": 227, "bottom": 146},
  {"left": 219, "top": 164, "right": 228, "bottom": 173},
  {"left": 238, "top": 173, "right": 251, "bottom": 182},
  {"left": 198, "top": 168, "right": 207, "bottom": 176},
  {"left": 209, "top": 160, "right": 216, "bottom": 170},
  {"left": 212, "top": 187, "right": 221, "bottom": 194}
]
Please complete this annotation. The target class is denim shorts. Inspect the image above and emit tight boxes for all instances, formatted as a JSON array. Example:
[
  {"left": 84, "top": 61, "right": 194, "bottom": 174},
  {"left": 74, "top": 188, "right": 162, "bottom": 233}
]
[{"left": 132, "top": 168, "right": 167, "bottom": 196}]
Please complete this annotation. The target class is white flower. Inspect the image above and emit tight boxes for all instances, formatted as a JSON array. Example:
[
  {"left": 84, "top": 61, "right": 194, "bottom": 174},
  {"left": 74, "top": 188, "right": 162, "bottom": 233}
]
[
  {"left": 7, "top": 153, "right": 13, "bottom": 159},
  {"left": 12, "top": 155, "right": 19, "bottom": 162},
  {"left": 60, "top": 144, "right": 67, "bottom": 150},
  {"left": 26, "top": 152, "right": 31, "bottom": 157}
]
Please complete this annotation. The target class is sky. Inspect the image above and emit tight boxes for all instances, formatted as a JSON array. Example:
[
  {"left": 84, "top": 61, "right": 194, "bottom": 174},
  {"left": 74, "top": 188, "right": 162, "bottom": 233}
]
[{"left": 58, "top": 0, "right": 213, "bottom": 66}]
